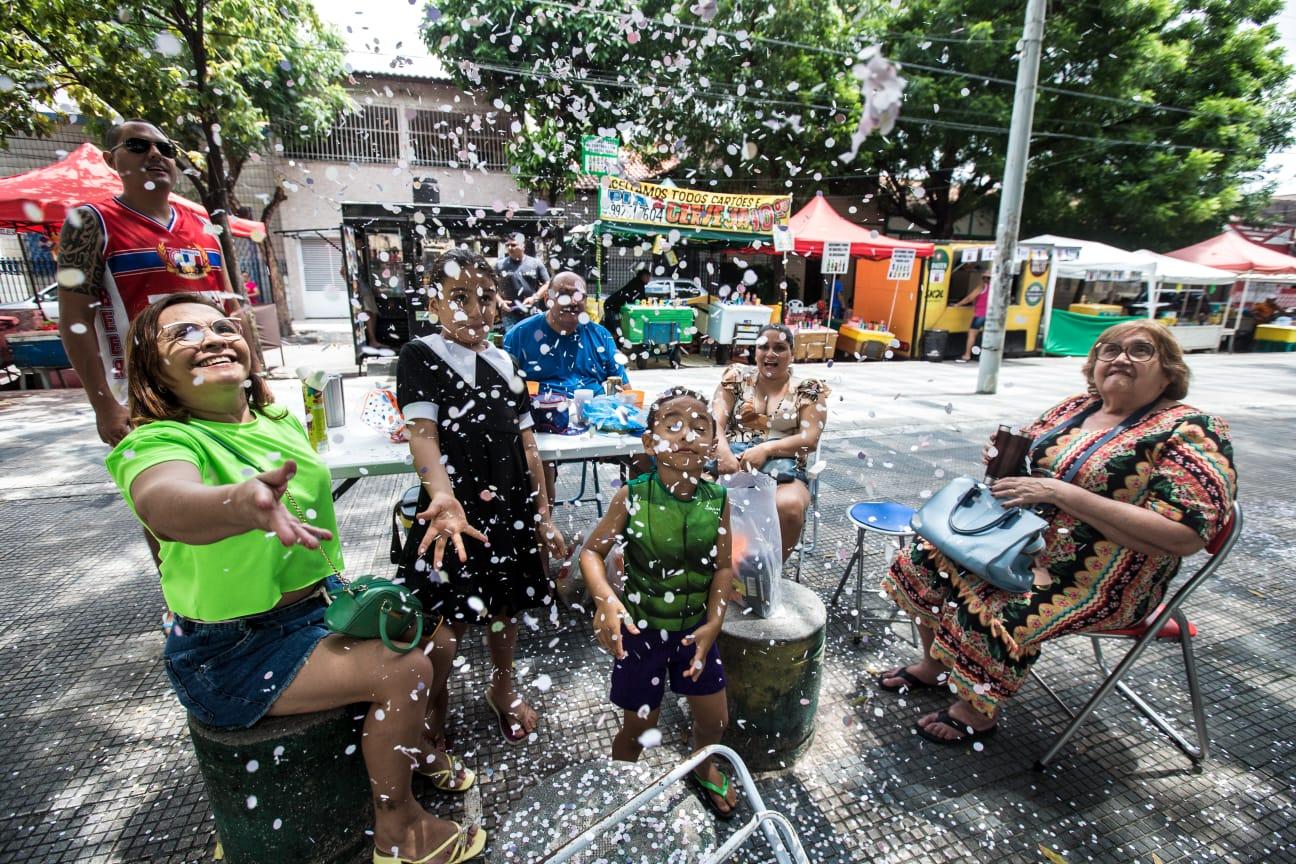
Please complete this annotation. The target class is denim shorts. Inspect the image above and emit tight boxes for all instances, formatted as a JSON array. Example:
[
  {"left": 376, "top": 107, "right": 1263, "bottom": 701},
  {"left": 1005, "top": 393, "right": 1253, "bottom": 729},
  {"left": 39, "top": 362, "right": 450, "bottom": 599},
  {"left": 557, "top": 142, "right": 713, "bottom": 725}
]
[
  {"left": 707, "top": 441, "right": 807, "bottom": 485},
  {"left": 163, "top": 577, "right": 339, "bottom": 729},
  {"left": 609, "top": 621, "right": 726, "bottom": 713}
]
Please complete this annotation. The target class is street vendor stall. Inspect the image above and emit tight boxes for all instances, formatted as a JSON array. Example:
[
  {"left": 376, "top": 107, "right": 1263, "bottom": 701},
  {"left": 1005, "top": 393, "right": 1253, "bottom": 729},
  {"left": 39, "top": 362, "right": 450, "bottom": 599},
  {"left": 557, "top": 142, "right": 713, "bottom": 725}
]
[
  {"left": 1166, "top": 228, "right": 1296, "bottom": 352},
  {"left": 1042, "top": 241, "right": 1238, "bottom": 353},
  {"left": 748, "top": 193, "right": 933, "bottom": 358},
  {"left": 620, "top": 302, "right": 697, "bottom": 367},
  {"left": 589, "top": 177, "right": 793, "bottom": 363},
  {"left": 913, "top": 239, "right": 1055, "bottom": 359},
  {"left": 336, "top": 201, "right": 564, "bottom": 365}
]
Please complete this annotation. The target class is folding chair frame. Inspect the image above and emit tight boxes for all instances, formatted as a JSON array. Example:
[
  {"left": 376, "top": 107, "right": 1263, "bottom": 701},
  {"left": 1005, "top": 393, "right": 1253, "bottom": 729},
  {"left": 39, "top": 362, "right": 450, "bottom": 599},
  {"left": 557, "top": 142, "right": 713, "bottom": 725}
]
[
  {"left": 542, "top": 745, "right": 808, "bottom": 864},
  {"left": 1033, "top": 502, "right": 1243, "bottom": 769},
  {"left": 787, "top": 445, "right": 824, "bottom": 583}
]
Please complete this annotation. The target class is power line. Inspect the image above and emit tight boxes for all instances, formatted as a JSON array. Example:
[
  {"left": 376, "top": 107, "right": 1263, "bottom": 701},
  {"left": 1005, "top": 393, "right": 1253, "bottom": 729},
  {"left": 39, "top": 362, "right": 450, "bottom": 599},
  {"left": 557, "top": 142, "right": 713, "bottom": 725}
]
[
  {"left": 530, "top": 0, "right": 1284, "bottom": 125},
  {"left": 470, "top": 58, "right": 1249, "bottom": 155}
]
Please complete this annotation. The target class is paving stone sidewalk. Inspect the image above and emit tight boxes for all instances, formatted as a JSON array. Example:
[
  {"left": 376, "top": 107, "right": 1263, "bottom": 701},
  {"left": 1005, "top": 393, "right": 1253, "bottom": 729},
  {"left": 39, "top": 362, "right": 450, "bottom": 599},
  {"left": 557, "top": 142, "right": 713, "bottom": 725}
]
[{"left": 1, "top": 362, "right": 1294, "bottom": 863}]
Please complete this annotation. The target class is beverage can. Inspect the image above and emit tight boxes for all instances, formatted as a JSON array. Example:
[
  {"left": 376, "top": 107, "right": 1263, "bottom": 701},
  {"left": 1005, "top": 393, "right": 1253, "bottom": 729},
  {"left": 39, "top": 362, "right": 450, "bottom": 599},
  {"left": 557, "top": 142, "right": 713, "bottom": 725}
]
[{"left": 301, "top": 371, "right": 329, "bottom": 453}]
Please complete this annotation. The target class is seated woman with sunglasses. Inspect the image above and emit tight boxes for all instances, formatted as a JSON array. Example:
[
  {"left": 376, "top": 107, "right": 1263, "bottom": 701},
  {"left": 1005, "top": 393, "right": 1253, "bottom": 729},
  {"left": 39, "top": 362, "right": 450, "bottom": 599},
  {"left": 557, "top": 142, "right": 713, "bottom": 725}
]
[
  {"left": 711, "top": 323, "right": 830, "bottom": 562},
  {"left": 104, "top": 294, "right": 485, "bottom": 864},
  {"left": 879, "top": 321, "right": 1236, "bottom": 747}
]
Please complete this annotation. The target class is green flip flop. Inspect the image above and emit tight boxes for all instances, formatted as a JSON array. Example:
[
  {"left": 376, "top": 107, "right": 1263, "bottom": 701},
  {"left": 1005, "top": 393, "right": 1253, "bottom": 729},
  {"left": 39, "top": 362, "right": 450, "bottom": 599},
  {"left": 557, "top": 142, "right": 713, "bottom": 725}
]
[{"left": 688, "top": 769, "right": 739, "bottom": 822}]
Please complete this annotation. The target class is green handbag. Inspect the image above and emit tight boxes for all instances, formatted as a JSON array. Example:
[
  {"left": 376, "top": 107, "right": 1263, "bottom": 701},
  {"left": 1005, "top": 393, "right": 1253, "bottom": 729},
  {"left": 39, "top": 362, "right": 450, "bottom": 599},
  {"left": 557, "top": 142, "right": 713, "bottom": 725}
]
[
  {"left": 321, "top": 575, "right": 423, "bottom": 655},
  {"left": 188, "top": 425, "right": 426, "bottom": 654}
]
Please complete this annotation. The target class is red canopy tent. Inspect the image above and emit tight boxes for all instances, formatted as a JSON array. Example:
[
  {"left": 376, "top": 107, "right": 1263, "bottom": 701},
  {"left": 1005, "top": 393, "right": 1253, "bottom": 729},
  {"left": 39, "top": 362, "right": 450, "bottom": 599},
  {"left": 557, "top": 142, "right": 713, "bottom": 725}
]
[
  {"left": 0, "top": 143, "right": 266, "bottom": 240},
  {"left": 779, "top": 192, "right": 935, "bottom": 259},
  {"left": 1166, "top": 227, "right": 1296, "bottom": 349},
  {"left": 1165, "top": 227, "right": 1296, "bottom": 276}
]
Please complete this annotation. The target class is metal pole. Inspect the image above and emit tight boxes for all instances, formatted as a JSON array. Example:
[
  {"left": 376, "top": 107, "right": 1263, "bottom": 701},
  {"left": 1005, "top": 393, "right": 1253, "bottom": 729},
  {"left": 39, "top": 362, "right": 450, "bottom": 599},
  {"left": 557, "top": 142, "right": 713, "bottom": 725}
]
[{"left": 976, "top": 0, "right": 1048, "bottom": 394}]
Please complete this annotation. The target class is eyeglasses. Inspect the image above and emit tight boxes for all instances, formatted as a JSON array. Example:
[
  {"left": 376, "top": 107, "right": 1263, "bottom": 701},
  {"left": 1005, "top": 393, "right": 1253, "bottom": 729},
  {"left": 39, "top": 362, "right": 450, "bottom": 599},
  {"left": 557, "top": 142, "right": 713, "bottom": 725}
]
[
  {"left": 113, "top": 137, "right": 179, "bottom": 160},
  {"left": 1096, "top": 340, "right": 1157, "bottom": 362},
  {"left": 161, "top": 317, "right": 244, "bottom": 345}
]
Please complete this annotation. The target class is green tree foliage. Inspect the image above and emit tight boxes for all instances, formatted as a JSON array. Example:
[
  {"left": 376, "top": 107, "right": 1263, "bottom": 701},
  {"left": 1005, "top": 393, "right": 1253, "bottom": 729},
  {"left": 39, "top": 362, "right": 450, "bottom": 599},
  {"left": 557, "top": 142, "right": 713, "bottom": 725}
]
[
  {"left": 863, "top": 0, "right": 1294, "bottom": 247},
  {"left": 423, "top": 0, "right": 864, "bottom": 203},
  {"left": 0, "top": 0, "right": 353, "bottom": 289}
]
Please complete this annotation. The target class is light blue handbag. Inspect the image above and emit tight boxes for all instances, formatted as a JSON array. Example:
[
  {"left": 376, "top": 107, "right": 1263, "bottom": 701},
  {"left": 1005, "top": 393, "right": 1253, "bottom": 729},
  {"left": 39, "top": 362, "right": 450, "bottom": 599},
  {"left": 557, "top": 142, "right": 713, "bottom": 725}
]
[
  {"left": 911, "top": 477, "right": 1047, "bottom": 593},
  {"left": 912, "top": 398, "right": 1163, "bottom": 593}
]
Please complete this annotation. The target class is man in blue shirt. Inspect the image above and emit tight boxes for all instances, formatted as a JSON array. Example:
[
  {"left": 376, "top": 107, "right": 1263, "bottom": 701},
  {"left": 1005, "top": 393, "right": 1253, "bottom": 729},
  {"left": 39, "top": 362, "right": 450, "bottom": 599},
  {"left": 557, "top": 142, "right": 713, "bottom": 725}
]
[{"left": 505, "top": 271, "right": 629, "bottom": 397}]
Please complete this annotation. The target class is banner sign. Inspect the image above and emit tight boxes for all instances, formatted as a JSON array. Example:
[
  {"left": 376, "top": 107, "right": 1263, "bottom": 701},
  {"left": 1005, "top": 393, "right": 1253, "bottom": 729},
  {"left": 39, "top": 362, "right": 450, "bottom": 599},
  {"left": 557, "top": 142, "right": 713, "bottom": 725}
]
[
  {"left": 886, "top": 248, "right": 916, "bottom": 280},
  {"left": 581, "top": 135, "right": 620, "bottom": 177},
  {"left": 598, "top": 177, "right": 793, "bottom": 236},
  {"left": 823, "top": 241, "right": 851, "bottom": 274}
]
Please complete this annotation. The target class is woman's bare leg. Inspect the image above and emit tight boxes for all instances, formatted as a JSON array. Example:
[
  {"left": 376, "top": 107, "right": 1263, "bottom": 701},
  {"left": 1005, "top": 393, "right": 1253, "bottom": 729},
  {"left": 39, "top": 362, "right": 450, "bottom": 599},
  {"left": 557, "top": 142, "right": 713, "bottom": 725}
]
[
  {"left": 775, "top": 481, "right": 811, "bottom": 563},
  {"left": 485, "top": 616, "right": 538, "bottom": 737},
  {"left": 266, "top": 635, "right": 479, "bottom": 861}
]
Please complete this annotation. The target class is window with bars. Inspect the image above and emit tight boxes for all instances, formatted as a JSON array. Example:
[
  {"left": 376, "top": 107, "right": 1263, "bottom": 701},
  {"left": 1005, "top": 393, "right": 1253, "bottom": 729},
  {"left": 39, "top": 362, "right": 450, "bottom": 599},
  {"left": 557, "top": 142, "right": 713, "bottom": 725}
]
[
  {"left": 283, "top": 105, "right": 401, "bottom": 164},
  {"left": 409, "top": 109, "right": 510, "bottom": 170}
]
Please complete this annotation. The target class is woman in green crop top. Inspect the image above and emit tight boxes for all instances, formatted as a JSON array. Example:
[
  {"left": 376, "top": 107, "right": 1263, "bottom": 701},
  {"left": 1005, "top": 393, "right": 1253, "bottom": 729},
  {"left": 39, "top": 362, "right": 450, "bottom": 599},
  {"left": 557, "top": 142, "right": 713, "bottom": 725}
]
[
  {"left": 581, "top": 388, "right": 740, "bottom": 821},
  {"left": 105, "top": 295, "right": 485, "bottom": 864}
]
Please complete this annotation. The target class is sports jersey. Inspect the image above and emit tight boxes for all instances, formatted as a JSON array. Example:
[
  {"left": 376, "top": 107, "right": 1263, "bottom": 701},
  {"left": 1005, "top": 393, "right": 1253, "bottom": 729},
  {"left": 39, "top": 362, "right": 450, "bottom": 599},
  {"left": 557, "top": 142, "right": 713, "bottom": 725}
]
[{"left": 82, "top": 197, "right": 228, "bottom": 401}]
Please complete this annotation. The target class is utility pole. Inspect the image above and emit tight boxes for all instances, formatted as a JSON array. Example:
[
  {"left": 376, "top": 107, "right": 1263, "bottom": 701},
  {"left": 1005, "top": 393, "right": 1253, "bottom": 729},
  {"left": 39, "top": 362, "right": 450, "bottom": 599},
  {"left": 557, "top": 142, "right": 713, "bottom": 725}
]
[{"left": 976, "top": 0, "right": 1047, "bottom": 394}]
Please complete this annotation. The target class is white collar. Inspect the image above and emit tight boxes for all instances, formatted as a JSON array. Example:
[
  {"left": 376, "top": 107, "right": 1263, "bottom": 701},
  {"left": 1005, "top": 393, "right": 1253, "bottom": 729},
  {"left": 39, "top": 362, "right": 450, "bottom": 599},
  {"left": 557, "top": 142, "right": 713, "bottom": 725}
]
[{"left": 420, "top": 332, "right": 515, "bottom": 388}]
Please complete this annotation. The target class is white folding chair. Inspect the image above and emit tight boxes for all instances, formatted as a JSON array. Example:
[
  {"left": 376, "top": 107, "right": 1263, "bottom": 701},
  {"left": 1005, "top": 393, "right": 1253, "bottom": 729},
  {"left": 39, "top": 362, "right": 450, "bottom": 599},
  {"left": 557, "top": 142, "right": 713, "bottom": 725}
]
[
  {"left": 1034, "top": 501, "right": 1242, "bottom": 769},
  {"left": 787, "top": 445, "right": 825, "bottom": 583}
]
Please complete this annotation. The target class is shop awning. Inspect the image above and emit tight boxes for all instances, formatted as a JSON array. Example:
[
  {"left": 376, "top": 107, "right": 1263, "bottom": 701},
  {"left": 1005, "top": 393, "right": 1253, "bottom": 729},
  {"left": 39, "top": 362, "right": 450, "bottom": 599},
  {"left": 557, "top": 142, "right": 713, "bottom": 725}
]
[
  {"left": 1165, "top": 228, "right": 1296, "bottom": 278},
  {"left": 778, "top": 193, "right": 934, "bottom": 259},
  {"left": 0, "top": 143, "right": 266, "bottom": 240}
]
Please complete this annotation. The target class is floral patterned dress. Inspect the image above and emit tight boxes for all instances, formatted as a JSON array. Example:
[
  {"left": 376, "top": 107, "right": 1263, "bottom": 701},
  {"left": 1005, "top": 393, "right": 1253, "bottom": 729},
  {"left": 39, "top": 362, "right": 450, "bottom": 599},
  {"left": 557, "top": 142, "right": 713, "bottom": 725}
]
[
  {"left": 883, "top": 394, "right": 1237, "bottom": 716},
  {"left": 717, "top": 364, "right": 830, "bottom": 474}
]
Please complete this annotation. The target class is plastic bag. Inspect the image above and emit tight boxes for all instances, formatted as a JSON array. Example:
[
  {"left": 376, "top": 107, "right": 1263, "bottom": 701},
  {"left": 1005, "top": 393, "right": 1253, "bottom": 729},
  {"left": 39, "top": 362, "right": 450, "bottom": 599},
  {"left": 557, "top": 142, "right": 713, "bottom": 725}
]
[
  {"left": 361, "top": 389, "right": 408, "bottom": 443},
  {"left": 580, "top": 394, "right": 647, "bottom": 435},
  {"left": 720, "top": 471, "right": 783, "bottom": 617}
]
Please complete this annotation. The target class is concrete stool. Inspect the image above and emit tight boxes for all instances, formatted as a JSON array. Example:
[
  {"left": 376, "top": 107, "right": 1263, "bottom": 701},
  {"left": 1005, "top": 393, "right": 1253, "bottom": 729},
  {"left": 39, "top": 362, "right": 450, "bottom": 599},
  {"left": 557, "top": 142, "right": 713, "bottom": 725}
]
[
  {"left": 717, "top": 580, "right": 826, "bottom": 771},
  {"left": 188, "top": 707, "right": 371, "bottom": 864}
]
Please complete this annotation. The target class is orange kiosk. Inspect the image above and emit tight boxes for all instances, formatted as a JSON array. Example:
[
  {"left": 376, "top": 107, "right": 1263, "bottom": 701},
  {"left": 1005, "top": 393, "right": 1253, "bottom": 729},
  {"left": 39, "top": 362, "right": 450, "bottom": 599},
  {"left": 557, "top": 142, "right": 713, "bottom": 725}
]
[{"left": 851, "top": 241, "right": 1054, "bottom": 358}]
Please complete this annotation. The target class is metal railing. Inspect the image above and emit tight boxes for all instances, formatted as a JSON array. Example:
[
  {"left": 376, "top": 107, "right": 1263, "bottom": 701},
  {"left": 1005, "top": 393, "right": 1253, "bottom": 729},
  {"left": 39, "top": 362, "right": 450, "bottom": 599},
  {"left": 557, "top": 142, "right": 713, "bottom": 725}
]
[
  {"left": 408, "top": 109, "right": 510, "bottom": 170},
  {"left": 542, "top": 745, "right": 808, "bottom": 864},
  {"left": 282, "top": 105, "right": 401, "bottom": 164}
]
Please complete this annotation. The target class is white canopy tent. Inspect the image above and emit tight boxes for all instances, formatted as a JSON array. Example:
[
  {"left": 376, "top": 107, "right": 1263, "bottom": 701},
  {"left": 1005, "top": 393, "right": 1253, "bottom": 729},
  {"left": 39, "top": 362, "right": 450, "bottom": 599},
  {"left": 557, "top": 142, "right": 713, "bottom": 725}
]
[
  {"left": 1022, "top": 236, "right": 1236, "bottom": 351},
  {"left": 1020, "top": 234, "right": 1137, "bottom": 343}
]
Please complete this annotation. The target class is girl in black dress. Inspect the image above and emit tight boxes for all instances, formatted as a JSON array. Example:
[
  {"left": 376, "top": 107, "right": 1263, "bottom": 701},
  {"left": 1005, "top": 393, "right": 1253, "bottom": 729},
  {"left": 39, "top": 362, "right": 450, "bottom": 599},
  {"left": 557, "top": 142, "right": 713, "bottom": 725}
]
[{"left": 396, "top": 248, "right": 567, "bottom": 746}]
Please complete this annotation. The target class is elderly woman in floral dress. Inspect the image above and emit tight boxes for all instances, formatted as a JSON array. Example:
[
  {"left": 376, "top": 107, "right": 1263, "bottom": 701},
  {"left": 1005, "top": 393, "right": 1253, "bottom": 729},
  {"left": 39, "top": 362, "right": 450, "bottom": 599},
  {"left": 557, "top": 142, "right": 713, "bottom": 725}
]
[{"left": 879, "top": 321, "right": 1237, "bottom": 746}]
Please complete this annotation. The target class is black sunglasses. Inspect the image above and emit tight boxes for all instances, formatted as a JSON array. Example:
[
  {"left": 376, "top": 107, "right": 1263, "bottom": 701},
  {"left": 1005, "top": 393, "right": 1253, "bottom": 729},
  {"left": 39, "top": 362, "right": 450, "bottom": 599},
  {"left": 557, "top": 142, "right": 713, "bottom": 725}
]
[{"left": 114, "top": 137, "right": 178, "bottom": 159}]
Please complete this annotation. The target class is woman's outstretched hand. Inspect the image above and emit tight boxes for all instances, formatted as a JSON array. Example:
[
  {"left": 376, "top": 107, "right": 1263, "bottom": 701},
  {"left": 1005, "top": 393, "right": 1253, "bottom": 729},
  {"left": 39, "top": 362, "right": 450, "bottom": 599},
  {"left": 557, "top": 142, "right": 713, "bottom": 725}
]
[{"left": 238, "top": 461, "right": 334, "bottom": 548}]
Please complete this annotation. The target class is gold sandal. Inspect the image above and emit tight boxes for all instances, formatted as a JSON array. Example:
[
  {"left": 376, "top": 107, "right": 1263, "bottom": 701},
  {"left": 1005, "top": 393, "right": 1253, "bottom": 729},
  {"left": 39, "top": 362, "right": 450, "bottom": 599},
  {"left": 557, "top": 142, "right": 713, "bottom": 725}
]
[
  {"left": 415, "top": 751, "right": 475, "bottom": 793},
  {"left": 372, "top": 821, "right": 486, "bottom": 864}
]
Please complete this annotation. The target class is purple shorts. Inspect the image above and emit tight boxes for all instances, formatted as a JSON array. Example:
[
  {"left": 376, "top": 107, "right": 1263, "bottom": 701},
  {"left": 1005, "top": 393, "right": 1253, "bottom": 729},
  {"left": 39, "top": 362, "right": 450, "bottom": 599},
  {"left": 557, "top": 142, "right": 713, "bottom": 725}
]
[{"left": 609, "top": 621, "right": 726, "bottom": 713}]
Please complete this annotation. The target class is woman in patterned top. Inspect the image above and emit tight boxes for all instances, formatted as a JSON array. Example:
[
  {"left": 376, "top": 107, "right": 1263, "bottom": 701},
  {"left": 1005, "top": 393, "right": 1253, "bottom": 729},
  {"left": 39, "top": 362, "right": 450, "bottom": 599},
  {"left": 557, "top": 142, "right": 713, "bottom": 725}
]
[
  {"left": 880, "top": 321, "right": 1237, "bottom": 746},
  {"left": 711, "top": 324, "right": 830, "bottom": 562}
]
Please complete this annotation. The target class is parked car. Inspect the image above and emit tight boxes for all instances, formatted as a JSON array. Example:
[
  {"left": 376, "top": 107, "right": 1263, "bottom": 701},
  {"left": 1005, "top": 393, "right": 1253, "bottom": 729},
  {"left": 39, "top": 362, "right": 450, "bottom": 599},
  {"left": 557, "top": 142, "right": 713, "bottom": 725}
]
[{"left": 0, "top": 283, "right": 59, "bottom": 324}]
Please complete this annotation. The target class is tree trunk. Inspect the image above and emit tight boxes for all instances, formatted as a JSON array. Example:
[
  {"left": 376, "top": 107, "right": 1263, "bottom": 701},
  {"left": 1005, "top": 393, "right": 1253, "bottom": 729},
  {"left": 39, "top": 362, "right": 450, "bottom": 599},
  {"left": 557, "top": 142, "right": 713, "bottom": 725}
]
[{"left": 260, "top": 184, "right": 293, "bottom": 337}]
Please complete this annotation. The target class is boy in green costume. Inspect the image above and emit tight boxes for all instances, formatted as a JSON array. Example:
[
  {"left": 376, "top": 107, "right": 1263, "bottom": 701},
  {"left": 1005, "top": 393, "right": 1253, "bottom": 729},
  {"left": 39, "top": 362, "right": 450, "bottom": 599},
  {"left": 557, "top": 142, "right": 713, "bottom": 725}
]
[{"left": 580, "top": 387, "right": 739, "bottom": 820}]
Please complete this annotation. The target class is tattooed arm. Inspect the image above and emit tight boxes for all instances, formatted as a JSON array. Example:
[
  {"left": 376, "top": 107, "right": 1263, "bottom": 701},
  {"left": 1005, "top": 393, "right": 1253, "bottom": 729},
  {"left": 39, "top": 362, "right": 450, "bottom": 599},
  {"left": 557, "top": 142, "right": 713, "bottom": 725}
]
[{"left": 56, "top": 207, "right": 129, "bottom": 445}]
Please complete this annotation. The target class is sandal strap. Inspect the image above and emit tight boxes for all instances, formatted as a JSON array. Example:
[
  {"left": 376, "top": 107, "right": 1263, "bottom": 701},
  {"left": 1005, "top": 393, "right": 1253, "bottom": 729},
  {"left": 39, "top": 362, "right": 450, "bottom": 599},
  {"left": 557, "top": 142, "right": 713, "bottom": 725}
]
[{"left": 692, "top": 770, "right": 730, "bottom": 798}]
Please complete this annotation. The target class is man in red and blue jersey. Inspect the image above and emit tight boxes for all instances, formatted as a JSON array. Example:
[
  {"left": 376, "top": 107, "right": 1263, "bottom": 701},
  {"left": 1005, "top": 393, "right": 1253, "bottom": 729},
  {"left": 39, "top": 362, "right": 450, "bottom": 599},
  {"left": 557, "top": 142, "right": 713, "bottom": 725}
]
[{"left": 57, "top": 120, "right": 238, "bottom": 445}]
